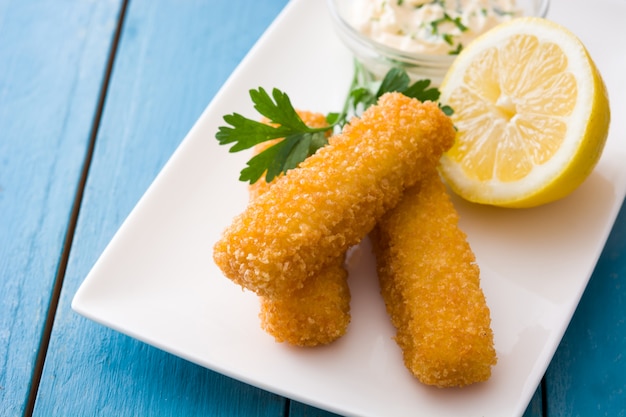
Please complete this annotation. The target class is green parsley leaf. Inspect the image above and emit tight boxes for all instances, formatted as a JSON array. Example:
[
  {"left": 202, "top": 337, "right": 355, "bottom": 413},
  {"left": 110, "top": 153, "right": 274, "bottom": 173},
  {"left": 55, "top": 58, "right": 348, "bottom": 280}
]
[
  {"left": 374, "top": 67, "right": 444, "bottom": 107},
  {"left": 349, "top": 86, "right": 374, "bottom": 107},
  {"left": 215, "top": 114, "right": 275, "bottom": 152},
  {"left": 376, "top": 67, "right": 410, "bottom": 97},
  {"left": 216, "top": 87, "right": 314, "bottom": 152},
  {"left": 325, "top": 112, "right": 341, "bottom": 125},
  {"left": 403, "top": 79, "right": 440, "bottom": 102},
  {"left": 216, "top": 63, "right": 454, "bottom": 184},
  {"left": 238, "top": 132, "right": 330, "bottom": 183},
  {"left": 250, "top": 87, "right": 309, "bottom": 132},
  {"left": 217, "top": 86, "right": 333, "bottom": 183},
  {"left": 440, "top": 104, "right": 454, "bottom": 116}
]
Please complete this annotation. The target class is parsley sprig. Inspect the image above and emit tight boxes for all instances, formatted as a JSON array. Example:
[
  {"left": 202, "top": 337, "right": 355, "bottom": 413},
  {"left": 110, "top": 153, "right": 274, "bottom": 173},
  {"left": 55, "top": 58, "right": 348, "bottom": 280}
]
[
  {"left": 216, "top": 88, "right": 331, "bottom": 183},
  {"left": 216, "top": 63, "right": 453, "bottom": 184},
  {"left": 344, "top": 64, "right": 453, "bottom": 118}
]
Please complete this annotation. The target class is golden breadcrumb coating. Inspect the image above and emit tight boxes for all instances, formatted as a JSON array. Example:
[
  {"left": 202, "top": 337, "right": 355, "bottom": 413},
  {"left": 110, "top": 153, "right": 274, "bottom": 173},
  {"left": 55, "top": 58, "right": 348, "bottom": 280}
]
[
  {"left": 250, "top": 111, "right": 351, "bottom": 347},
  {"left": 258, "top": 265, "right": 350, "bottom": 346},
  {"left": 213, "top": 93, "right": 456, "bottom": 298},
  {"left": 371, "top": 171, "right": 497, "bottom": 387}
]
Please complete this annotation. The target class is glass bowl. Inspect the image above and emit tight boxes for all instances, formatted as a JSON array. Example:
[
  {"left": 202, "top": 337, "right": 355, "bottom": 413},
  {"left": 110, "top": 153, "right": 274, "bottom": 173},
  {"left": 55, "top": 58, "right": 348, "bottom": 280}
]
[{"left": 327, "top": 0, "right": 550, "bottom": 85}]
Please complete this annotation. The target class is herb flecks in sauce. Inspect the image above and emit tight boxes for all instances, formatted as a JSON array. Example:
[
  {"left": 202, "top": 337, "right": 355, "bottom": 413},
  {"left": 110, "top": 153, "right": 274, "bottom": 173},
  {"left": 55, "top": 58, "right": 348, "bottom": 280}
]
[{"left": 349, "top": 0, "right": 522, "bottom": 55}]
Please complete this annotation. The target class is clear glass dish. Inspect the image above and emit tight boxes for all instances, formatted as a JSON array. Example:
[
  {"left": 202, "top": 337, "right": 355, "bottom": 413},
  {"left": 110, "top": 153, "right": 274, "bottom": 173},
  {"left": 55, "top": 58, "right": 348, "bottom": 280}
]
[{"left": 327, "top": 0, "right": 550, "bottom": 85}]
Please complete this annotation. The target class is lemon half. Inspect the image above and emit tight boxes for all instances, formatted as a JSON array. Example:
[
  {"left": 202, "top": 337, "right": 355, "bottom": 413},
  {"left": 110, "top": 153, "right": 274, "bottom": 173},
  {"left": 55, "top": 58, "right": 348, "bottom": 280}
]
[{"left": 439, "top": 17, "right": 610, "bottom": 208}]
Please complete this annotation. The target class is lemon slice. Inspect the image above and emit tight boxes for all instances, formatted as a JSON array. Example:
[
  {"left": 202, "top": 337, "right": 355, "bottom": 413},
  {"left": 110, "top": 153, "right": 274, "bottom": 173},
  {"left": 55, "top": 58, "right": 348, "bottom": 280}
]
[{"left": 438, "top": 17, "right": 610, "bottom": 208}]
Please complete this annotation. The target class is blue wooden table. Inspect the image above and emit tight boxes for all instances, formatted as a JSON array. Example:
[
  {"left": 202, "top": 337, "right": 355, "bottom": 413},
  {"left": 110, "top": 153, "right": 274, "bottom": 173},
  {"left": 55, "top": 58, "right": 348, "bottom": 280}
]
[{"left": 1, "top": 0, "right": 624, "bottom": 416}]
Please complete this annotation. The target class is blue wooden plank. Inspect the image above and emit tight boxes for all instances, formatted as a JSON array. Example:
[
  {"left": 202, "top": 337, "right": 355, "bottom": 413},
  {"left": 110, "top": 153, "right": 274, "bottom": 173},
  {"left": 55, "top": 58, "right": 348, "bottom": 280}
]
[
  {"left": 0, "top": 1, "right": 122, "bottom": 415},
  {"left": 544, "top": 200, "right": 626, "bottom": 416},
  {"left": 290, "top": 401, "right": 342, "bottom": 417},
  {"left": 523, "top": 384, "right": 544, "bottom": 417},
  {"left": 32, "top": 0, "right": 289, "bottom": 416}
]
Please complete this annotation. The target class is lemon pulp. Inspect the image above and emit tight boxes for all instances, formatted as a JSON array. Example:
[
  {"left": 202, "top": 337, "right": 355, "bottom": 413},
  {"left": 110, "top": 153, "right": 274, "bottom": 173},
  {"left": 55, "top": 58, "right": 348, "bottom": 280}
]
[{"left": 439, "top": 17, "right": 610, "bottom": 208}]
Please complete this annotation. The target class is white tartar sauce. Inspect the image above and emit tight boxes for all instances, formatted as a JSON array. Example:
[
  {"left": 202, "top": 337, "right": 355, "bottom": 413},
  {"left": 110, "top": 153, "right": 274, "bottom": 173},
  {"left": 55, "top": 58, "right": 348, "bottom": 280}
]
[{"left": 349, "top": 0, "right": 522, "bottom": 55}]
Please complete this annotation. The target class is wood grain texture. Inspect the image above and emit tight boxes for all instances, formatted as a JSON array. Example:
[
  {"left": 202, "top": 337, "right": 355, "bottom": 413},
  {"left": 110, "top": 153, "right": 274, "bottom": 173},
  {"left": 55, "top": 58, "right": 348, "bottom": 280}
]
[
  {"left": 0, "top": 1, "right": 122, "bottom": 415},
  {"left": 32, "top": 0, "right": 288, "bottom": 416},
  {"left": 2, "top": 0, "right": 619, "bottom": 415},
  {"left": 524, "top": 384, "right": 544, "bottom": 417},
  {"left": 544, "top": 200, "right": 626, "bottom": 416},
  {"left": 290, "top": 401, "right": 343, "bottom": 417}
]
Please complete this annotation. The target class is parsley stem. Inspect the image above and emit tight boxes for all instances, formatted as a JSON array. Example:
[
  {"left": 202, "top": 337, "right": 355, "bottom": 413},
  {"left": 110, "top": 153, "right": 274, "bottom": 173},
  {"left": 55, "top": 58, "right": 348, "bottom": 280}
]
[{"left": 341, "top": 60, "right": 366, "bottom": 116}]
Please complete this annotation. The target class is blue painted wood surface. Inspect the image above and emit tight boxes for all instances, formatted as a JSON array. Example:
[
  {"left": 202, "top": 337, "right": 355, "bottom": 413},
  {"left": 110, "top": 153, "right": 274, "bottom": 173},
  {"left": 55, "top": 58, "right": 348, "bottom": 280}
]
[
  {"left": 31, "top": 0, "right": 289, "bottom": 416},
  {"left": 27, "top": 0, "right": 543, "bottom": 412},
  {"left": 545, "top": 200, "right": 626, "bottom": 416},
  {"left": 0, "top": 1, "right": 122, "bottom": 415},
  {"left": 0, "top": 0, "right": 623, "bottom": 416}
]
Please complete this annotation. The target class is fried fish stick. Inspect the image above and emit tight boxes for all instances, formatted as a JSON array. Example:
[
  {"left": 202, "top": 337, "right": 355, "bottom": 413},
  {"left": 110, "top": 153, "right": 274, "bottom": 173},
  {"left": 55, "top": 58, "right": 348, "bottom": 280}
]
[
  {"left": 213, "top": 93, "right": 455, "bottom": 298},
  {"left": 371, "top": 171, "right": 497, "bottom": 387},
  {"left": 251, "top": 111, "right": 351, "bottom": 347},
  {"left": 258, "top": 265, "right": 350, "bottom": 346}
]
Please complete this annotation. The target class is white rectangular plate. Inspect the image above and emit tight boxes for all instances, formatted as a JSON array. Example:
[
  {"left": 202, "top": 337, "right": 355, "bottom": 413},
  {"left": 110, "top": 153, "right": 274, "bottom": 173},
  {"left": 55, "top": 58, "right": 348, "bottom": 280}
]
[{"left": 72, "top": 0, "right": 626, "bottom": 416}]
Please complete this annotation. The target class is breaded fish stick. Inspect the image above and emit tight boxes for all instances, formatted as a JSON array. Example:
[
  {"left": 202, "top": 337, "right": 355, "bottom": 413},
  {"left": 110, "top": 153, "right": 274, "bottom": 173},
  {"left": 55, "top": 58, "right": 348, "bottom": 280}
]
[
  {"left": 213, "top": 93, "right": 455, "bottom": 298},
  {"left": 258, "top": 265, "right": 350, "bottom": 346},
  {"left": 251, "top": 111, "right": 351, "bottom": 347},
  {"left": 371, "top": 171, "right": 497, "bottom": 387}
]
